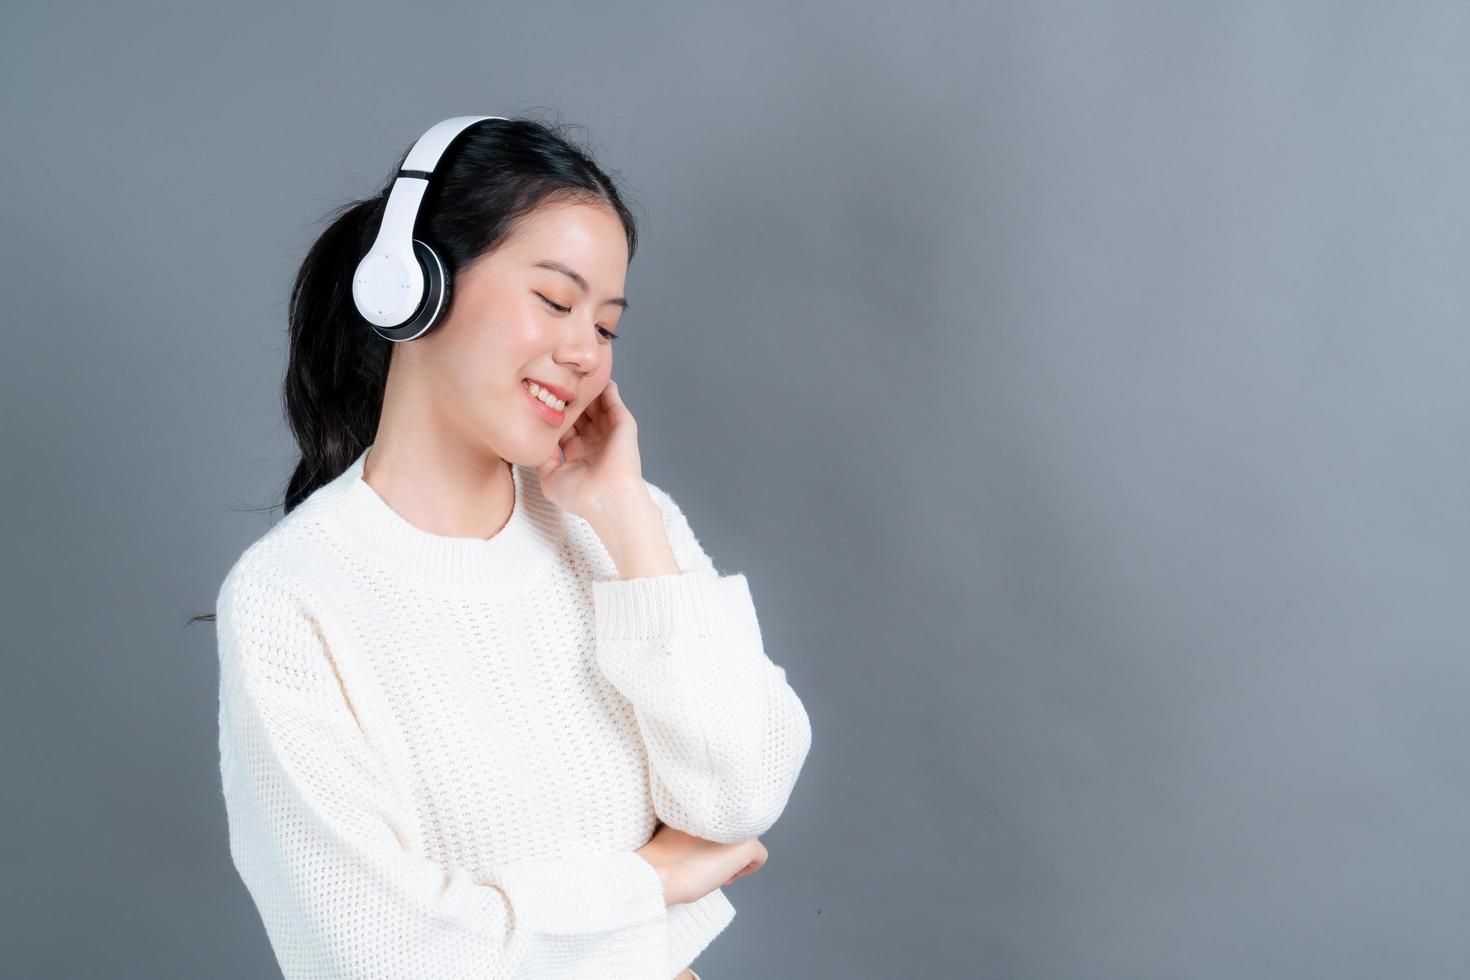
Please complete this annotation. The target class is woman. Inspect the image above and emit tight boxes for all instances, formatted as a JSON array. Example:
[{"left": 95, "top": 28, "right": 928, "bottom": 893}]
[{"left": 213, "top": 115, "right": 813, "bottom": 979}]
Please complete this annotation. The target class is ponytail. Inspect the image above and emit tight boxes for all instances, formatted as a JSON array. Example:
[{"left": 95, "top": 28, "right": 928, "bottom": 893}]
[{"left": 281, "top": 195, "right": 391, "bottom": 515}]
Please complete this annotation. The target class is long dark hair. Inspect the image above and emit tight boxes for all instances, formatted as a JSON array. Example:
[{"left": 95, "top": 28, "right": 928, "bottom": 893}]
[{"left": 187, "top": 112, "right": 640, "bottom": 626}]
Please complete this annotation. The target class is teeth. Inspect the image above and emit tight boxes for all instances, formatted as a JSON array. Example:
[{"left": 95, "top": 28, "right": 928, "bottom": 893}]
[{"left": 525, "top": 381, "right": 566, "bottom": 411}]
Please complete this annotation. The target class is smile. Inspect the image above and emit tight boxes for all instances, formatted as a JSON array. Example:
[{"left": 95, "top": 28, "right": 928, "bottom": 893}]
[{"left": 523, "top": 379, "right": 567, "bottom": 423}]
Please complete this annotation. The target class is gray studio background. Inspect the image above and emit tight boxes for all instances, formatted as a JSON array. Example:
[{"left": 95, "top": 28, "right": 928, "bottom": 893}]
[{"left": 3, "top": 2, "right": 1467, "bottom": 978}]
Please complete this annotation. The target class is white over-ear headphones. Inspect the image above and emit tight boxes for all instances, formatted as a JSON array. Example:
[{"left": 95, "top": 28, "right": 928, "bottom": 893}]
[{"left": 352, "top": 115, "right": 508, "bottom": 342}]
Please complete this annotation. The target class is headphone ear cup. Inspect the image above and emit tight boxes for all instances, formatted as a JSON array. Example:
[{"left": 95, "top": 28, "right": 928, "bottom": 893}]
[
  {"left": 406, "top": 238, "right": 450, "bottom": 335},
  {"left": 430, "top": 244, "right": 453, "bottom": 327},
  {"left": 369, "top": 239, "right": 451, "bottom": 342}
]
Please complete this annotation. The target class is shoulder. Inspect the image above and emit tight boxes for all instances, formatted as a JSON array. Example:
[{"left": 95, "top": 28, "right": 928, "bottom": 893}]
[
  {"left": 640, "top": 477, "right": 678, "bottom": 517},
  {"left": 214, "top": 506, "right": 329, "bottom": 627},
  {"left": 213, "top": 512, "right": 351, "bottom": 701},
  {"left": 642, "top": 474, "right": 698, "bottom": 521}
]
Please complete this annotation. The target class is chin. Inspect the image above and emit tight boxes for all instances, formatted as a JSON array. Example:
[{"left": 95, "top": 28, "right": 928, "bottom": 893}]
[{"left": 495, "top": 433, "right": 557, "bottom": 468}]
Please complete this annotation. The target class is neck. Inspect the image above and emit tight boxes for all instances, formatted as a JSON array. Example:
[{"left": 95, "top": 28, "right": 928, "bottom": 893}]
[
  {"left": 362, "top": 439, "right": 516, "bottom": 542},
  {"left": 306, "top": 444, "right": 568, "bottom": 596}
]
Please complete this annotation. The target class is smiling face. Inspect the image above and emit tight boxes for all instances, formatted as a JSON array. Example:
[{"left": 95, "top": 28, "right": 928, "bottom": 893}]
[{"left": 400, "top": 197, "right": 630, "bottom": 466}]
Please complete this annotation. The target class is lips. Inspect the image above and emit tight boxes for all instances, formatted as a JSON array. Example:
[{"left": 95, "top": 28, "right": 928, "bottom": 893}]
[
  {"left": 524, "top": 377, "right": 576, "bottom": 404},
  {"left": 523, "top": 381, "right": 565, "bottom": 423}
]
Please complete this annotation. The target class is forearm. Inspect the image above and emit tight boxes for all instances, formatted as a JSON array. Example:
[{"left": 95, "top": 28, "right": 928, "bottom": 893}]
[
  {"left": 589, "top": 490, "right": 683, "bottom": 580},
  {"left": 589, "top": 480, "right": 814, "bottom": 843}
]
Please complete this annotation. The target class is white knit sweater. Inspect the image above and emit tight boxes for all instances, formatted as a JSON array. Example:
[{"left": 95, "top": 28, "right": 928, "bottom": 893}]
[{"left": 214, "top": 446, "right": 812, "bottom": 979}]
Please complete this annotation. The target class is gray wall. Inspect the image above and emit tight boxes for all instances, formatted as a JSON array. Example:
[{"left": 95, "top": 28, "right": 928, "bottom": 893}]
[{"left": 3, "top": 2, "right": 1467, "bottom": 977}]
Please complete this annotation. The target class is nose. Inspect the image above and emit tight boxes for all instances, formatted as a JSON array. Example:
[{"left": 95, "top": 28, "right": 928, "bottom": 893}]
[{"left": 555, "top": 319, "right": 604, "bottom": 371}]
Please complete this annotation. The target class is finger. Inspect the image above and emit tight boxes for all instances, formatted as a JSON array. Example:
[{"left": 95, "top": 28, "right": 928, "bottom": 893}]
[
  {"left": 557, "top": 431, "right": 598, "bottom": 463},
  {"left": 601, "top": 379, "right": 632, "bottom": 423},
  {"left": 579, "top": 387, "right": 608, "bottom": 428},
  {"left": 570, "top": 408, "right": 606, "bottom": 442},
  {"left": 582, "top": 383, "right": 618, "bottom": 429},
  {"left": 571, "top": 405, "right": 599, "bottom": 436}
]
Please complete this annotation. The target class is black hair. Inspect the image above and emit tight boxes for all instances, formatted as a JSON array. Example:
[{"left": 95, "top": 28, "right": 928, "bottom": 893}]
[{"left": 186, "top": 111, "right": 639, "bottom": 626}]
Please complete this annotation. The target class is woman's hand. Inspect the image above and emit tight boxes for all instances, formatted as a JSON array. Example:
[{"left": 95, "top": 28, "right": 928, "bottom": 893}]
[
  {"left": 635, "top": 822, "right": 768, "bottom": 907},
  {"left": 537, "top": 379, "right": 650, "bottom": 522},
  {"left": 538, "top": 378, "right": 681, "bottom": 578}
]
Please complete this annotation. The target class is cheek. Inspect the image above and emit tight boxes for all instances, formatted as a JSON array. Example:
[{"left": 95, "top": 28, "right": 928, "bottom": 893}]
[
  {"left": 426, "top": 328, "right": 515, "bottom": 413},
  {"left": 443, "top": 310, "right": 528, "bottom": 373}
]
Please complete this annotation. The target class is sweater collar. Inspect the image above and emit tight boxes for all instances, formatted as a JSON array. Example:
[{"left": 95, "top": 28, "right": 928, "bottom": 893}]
[{"left": 309, "top": 445, "right": 566, "bottom": 596}]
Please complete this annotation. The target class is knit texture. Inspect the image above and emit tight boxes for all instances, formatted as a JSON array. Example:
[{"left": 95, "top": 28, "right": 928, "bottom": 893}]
[{"left": 215, "top": 446, "right": 812, "bottom": 979}]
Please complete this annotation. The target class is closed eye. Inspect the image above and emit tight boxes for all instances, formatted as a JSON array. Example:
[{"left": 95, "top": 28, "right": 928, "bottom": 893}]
[{"left": 537, "top": 293, "right": 619, "bottom": 342}]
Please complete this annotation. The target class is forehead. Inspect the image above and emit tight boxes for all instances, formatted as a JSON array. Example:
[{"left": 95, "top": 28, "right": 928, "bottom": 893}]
[{"left": 505, "top": 200, "right": 627, "bottom": 260}]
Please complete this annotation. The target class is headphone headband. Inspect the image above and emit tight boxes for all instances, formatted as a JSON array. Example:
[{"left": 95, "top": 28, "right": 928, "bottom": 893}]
[{"left": 352, "top": 115, "right": 508, "bottom": 340}]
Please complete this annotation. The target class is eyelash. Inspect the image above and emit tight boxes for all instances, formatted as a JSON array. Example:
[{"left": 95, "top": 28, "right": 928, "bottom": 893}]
[{"left": 538, "top": 294, "right": 619, "bottom": 342}]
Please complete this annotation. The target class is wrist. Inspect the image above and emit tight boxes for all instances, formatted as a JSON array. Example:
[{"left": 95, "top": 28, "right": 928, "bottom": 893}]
[
  {"left": 590, "top": 493, "right": 681, "bottom": 579},
  {"left": 635, "top": 849, "right": 672, "bottom": 907},
  {"left": 586, "top": 485, "right": 661, "bottom": 534}
]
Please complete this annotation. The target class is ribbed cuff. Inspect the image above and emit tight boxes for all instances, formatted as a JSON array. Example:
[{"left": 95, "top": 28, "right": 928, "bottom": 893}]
[
  {"left": 490, "top": 849, "right": 668, "bottom": 936},
  {"left": 667, "top": 887, "right": 736, "bottom": 978},
  {"left": 592, "top": 572, "right": 759, "bottom": 641}
]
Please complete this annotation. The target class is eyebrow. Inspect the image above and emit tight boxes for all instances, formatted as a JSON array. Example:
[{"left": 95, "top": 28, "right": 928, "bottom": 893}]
[{"left": 532, "top": 260, "right": 630, "bottom": 311}]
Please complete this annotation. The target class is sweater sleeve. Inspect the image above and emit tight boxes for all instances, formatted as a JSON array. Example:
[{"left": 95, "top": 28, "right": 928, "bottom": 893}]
[
  {"left": 216, "top": 564, "right": 670, "bottom": 980},
  {"left": 590, "top": 482, "right": 813, "bottom": 845}
]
